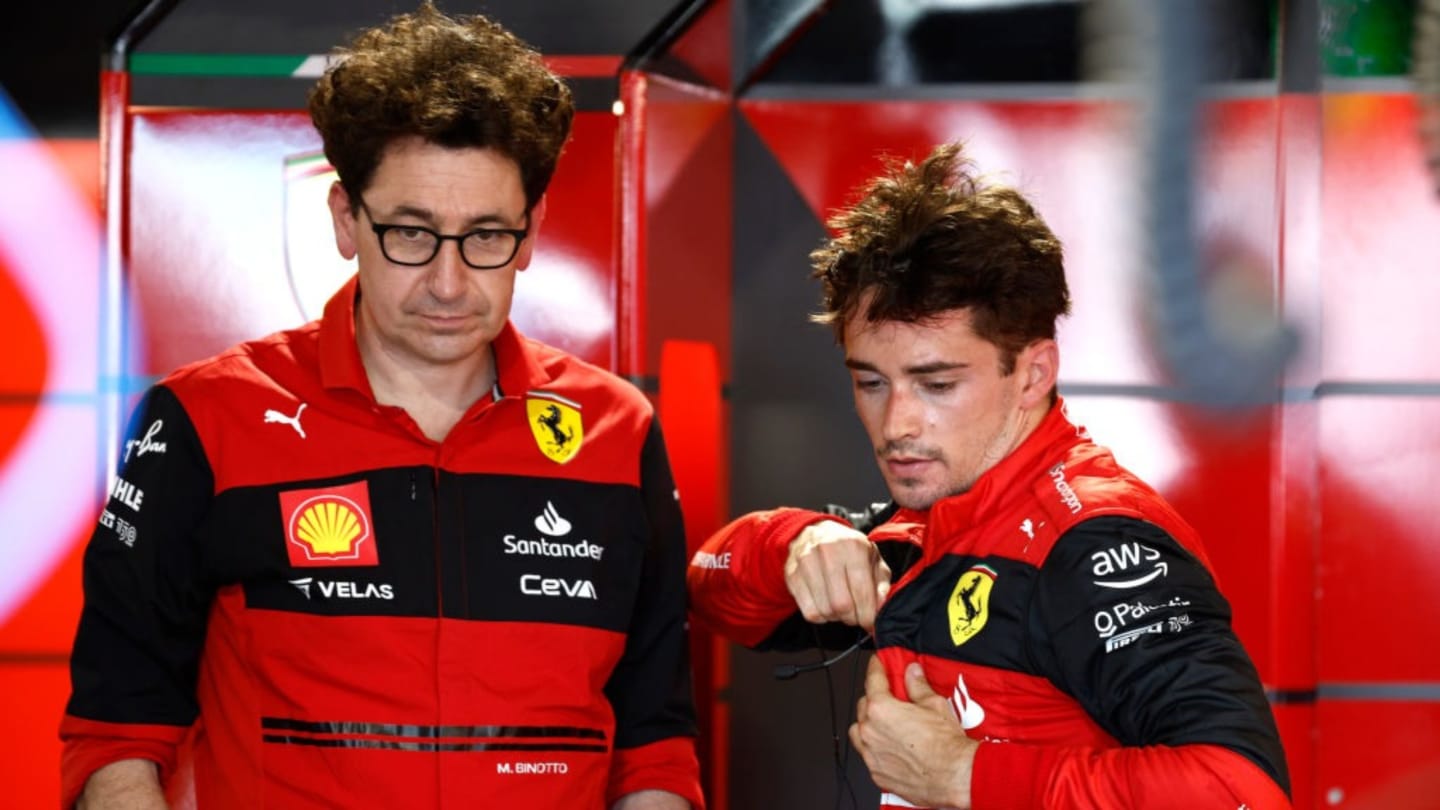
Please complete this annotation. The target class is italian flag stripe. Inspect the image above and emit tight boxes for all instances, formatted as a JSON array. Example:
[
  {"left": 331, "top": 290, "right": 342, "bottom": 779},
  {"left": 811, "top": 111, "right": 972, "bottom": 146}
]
[{"left": 128, "top": 53, "right": 327, "bottom": 78}]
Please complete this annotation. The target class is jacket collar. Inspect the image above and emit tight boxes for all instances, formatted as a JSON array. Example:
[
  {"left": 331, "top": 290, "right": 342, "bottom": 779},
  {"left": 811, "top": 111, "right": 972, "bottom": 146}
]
[{"left": 925, "top": 397, "right": 1088, "bottom": 539}]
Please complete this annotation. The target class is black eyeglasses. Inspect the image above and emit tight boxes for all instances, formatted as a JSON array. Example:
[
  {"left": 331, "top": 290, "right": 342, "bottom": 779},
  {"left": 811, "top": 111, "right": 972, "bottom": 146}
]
[{"left": 358, "top": 198, "right": 529, "bottom": 270}]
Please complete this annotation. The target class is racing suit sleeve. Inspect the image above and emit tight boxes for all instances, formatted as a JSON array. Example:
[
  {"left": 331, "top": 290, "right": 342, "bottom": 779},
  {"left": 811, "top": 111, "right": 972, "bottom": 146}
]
[
  {"left": 685, "top": 507, "right": 841, "bottom": 648},
  {"left": 59, "top": 386, "right": 216, "bottom": 808},
  {"left": 687, "top": 504, "right": 921, "bottom": 652},
  {"left": 970, "top": 516, "right": 1291, "bottom": 810},
  {"left": 603, "top": 419, "right": 705, "bottom": 808}
]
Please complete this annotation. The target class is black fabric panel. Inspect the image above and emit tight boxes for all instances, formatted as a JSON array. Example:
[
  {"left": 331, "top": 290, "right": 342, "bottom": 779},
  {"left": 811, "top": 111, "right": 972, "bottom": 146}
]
[
  {"left": 1033, "top": 516, "right": 1291, "bottom": 796},
  {"left": 238, "top": 469, "right": 645, "bottom": 630},
  {"left": 878, "top": 552, "right": 1042, "bottom": 673},
  {"left": 67, "top": 385, "right": 216, "bottom": 725},
  {"left": 603, "top": 419, "right": 700, "bottom": 749},
  {"left": 235, "top": 466, "right": 439, "bottom": 618},
  {"left": 451, "top": 472, "right": 645, "bottom": 631}
]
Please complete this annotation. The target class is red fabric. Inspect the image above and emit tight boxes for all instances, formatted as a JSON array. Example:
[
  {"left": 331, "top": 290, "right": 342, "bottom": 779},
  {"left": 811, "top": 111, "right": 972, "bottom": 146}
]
[
  {"left": 58, "top": 717, "right": 186, "bottom": 809},
  {"left": 973, "top": 741, "right": 1291, "bottom": 810},
  {"left": 607, "top": 736, "right": 707, "bottom": 809}
]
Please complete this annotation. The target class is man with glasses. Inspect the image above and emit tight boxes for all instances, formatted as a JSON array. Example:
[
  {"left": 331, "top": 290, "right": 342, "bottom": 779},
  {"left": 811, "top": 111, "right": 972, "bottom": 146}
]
[{"left": 61, "top": 5, "right": 703, "bottom": 809}]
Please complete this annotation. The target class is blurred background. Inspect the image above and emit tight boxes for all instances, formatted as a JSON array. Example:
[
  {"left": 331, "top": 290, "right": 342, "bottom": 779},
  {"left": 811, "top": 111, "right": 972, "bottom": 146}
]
[{"left": 2, "top": 0, "right": 1439, "bottom": 807}]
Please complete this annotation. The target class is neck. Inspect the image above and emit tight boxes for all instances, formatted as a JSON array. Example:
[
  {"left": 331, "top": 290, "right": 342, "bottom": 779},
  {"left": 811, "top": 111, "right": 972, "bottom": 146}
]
[
  {"left": 356, "top": 327, "right": 498, "bottom": 427},
  {"left": 977, "top": 403, "right": 1049, "bottom": 477}
]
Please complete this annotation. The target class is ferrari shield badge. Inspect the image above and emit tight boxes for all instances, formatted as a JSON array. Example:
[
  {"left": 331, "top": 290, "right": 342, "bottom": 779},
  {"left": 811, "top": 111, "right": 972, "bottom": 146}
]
[
  {"left": 948, "top": 564, "right": 997, "bottom": 646},
  {"left": 526, "top": 392, "right": 583, "bottom": 464}
]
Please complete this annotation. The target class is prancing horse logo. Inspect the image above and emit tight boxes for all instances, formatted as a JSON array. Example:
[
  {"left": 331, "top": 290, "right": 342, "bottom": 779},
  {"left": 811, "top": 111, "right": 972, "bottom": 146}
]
[
  {"left": 537, "top": 405, "right": 572, "bottom": 448},
  {"left": 525, "top": 393, "right": 584, "bottom": 464},
  {"left": 948, "top": 564, "right": 997, "bottom": 646}
]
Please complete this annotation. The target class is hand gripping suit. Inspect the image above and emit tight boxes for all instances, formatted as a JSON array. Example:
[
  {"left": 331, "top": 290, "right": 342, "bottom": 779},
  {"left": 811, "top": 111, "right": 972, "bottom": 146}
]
[{"left": 688, "top": 403, "right": 1289, "bottom": 810}]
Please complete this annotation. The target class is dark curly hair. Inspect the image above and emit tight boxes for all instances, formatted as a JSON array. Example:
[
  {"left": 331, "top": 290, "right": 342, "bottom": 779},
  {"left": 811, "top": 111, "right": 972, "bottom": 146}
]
[
  {"left": 811, "top": 142, "right": 1071, "bottom": 375},
  {"left": 308, "top": 2, "right": 574, "bottom": 210}
]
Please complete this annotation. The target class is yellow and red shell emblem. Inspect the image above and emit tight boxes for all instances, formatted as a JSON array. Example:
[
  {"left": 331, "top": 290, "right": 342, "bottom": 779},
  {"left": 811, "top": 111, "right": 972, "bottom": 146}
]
[{"left": 279, "top": 480, "right": 378, "bottom": 567}]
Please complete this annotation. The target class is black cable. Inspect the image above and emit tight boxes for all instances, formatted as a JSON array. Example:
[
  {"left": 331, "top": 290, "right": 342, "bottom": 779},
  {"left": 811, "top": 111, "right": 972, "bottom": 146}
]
[
  {"left": 837, "top": 637, "right": 867, "bottom": 810},
  {"left": 772, "top": 632, "right": 871, "bottom": 680},
  {"left": 815, "top": 625, "right": 862, "bottom": 810},
  {"left": 772, "top": 531, "right": 923, "bottom": 809}
]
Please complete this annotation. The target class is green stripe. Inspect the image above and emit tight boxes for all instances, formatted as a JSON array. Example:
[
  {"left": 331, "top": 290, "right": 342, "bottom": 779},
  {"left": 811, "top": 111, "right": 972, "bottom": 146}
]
[{"left": 129, "top": 53, "right": 312, "bottom": 77}]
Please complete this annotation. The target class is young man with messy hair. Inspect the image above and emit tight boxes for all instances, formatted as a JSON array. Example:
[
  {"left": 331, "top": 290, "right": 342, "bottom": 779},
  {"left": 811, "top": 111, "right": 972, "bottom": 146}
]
[
  {"left": 62, "top": 5, "right": 702, "bottom": 808},
  {"left": 688, "top": 143, "right": 1290, "bottom": 809}
]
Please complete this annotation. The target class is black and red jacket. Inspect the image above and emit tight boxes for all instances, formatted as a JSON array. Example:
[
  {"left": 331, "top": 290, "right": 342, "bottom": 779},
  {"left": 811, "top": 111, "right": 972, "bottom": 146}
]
[
  {"left": 688, "top": 402, "right": 1289, "bottom": 809},
  {"left": 61, "top": 278, "right": 703, "bottom": 809}
]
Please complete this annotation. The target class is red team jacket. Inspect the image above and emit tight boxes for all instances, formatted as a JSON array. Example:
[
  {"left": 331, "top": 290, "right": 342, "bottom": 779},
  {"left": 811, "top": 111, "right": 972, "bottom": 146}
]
[
  {"left": 688, "top": 403, "right": 1290, "bottom": 810},
  {"left": 61, "top": 278, "right": 703, "bottom": 808}
]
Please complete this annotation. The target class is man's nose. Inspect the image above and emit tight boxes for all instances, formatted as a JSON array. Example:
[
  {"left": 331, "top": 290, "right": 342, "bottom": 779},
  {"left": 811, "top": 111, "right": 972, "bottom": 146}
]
[
  {"left": 426, "top": 240, "right": 468, "bottom": 301},
  {"left": 881, "top": 387, "right": 922, "bottom": 444}
]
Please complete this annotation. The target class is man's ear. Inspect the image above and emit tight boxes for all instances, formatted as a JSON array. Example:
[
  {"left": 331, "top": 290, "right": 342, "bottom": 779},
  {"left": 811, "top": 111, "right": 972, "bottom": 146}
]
[
  {"left": 514, "top": 194, "right": 547, "bottom": 271},
  {"left": 1016, "top": 339, "right": 1059, "bottom": 409},
  {"left": 327, "top": 181, "right": 358, "bottom": 260}
]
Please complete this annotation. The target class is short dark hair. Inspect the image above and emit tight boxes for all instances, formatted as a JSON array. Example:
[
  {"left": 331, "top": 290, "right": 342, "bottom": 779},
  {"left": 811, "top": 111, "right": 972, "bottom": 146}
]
[
  {"left": 308, "top": 2, "right": 574, "bottom": 209},
  {"left": 811, "top": 142, "right": 1071, "bottom": 374}
]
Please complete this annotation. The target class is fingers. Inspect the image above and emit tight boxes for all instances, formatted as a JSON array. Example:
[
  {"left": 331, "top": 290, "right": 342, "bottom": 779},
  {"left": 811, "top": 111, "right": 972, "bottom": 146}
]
[
  {"left": 903, "top": 662, "right": 938, "bottom": 703},
  {"left": 857, "top": 557, "right": 894, "bottom": 632},
  {"left": 847, "top": 720, "right": 866, "bottom": 762},
  {"left": 845, "top": 559, "right": 876, "bottom": 631},
  {"left": 789, "top": 557, "right": 829, "bottom": 624},
  {"left": 785, "top": 521, "right": 885, "bottom": 627},
  {"left": 864, "top": 654, "right": 891, "bottom": 699}
]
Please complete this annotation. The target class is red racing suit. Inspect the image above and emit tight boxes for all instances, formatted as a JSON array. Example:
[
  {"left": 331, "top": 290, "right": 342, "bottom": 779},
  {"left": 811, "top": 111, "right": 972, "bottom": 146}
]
[
  {"left": 688, "top": 402, "right": 1289, "bottom": 810},
  {"left": 61, "top": 278, "right": 703, "bottom": 809}
]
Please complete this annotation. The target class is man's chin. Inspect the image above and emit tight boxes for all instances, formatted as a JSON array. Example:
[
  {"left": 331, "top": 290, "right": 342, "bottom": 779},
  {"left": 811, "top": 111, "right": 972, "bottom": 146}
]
[
  {"left": 402, "top": 337, "right": 488, "bottom": 366},
  {"left": 886, "top": 480, "right": 942, "bottom": 512}
]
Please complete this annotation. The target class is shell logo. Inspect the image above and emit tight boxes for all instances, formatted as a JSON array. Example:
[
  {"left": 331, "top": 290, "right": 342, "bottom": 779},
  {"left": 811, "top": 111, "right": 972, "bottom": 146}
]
[
  {"left": 295, "top": 499, "right": 365, "bottom": 554},
  {"left": 279, "top": 480, "right": 379, "bottom": 567}
]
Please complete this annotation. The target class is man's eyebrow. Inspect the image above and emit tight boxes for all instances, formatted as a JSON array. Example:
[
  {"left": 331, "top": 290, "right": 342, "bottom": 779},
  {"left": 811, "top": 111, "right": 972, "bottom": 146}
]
[
  {"left": 463, "top": 213, "right": 521, "bottom": 229},
  {"left": 381, "top": 205, "right": 521, "bottom": 229},
  {"left": 903, "top": 361, "right": 967, "bottom": 375},
  {"left": 843, "top": 359, "right": 968, "bottom": 375}
]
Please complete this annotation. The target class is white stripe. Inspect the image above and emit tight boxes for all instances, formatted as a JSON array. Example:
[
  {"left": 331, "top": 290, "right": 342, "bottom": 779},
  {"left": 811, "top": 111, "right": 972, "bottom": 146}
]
[
  {"left": 290, "top": 54, "right": 344, "bottom": 78},
  {"left": 879, "top": 793, "right": 928, "bottom": 808},
  {"left": 526, "top": 390, "right": 582, "bottom": 409}
]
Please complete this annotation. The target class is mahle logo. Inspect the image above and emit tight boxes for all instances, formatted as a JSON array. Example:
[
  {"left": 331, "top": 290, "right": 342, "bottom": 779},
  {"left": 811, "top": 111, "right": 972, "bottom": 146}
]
[{"left": 279, "top": 481, "right": 379, "bottom": 567}]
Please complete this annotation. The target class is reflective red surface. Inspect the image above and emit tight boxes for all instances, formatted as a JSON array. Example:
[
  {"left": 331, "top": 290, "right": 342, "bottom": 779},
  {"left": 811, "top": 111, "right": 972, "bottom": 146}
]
[
  {"left": 7, "top": 81, "right": 1440, "bottom": 810},
  {"left": 126, "top": 109, "right": 621, "bottom": 375}
]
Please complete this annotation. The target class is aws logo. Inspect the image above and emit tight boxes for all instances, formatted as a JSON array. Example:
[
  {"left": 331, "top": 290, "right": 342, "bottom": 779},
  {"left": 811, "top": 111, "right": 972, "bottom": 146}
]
[
  {"left": 526, "top": 391, "right": 583, "bottom": 464},
  {"left": 948, "top": 564, "right": 997, "bottom": 646},
  {"left": 279, "top": 480, "right": 379, "bottom": 567}
]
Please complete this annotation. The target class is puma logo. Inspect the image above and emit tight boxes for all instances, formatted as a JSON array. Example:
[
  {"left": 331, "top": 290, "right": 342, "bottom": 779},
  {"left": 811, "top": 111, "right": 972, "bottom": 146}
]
[{"left": 264, "top": 403, "right": 308, "bottom": 439}]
